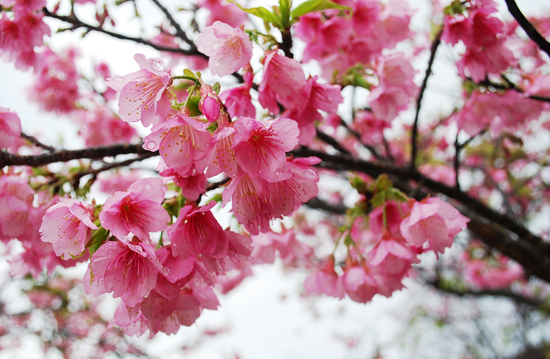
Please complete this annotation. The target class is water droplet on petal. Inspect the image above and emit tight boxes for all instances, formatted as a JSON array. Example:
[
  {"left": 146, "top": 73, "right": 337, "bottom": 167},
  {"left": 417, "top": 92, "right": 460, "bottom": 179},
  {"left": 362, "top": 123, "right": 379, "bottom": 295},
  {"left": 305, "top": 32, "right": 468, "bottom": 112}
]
[
  {"left": 146, "top": 141, "right": 156, "bottom": 150},
  {"left": 111, "top": 75, "right": 124, "bottom": 82},
  {"left": 150, "top": 58, "right": 165, "bottom": 71},
  {"left": 145, "top": 183, "right": 152, "bottom": 190}
]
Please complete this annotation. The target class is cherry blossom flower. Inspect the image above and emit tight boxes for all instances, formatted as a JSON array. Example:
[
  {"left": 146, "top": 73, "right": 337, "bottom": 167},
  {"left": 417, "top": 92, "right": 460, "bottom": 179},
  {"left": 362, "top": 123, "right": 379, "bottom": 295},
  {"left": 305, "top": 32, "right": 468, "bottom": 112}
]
[
  {"left": 196, "top": 21, "right": 253, "bottom": 77},
  {"left": 232, "top": 116, "right": 299, "bottom": 182},
  {"left": 0, "top": 107, "right": 21, "bottom": 149},
  {"left": 304, "top": 256, "right": 345, "bottom": 299},
  {"left": 168, "top": 201, "right": 228, "bottom": 260},
  {"left": 90, "top": 239, "right": 165, "bottom": 307},
  {"left": 198, "top": 0, "right": 248, "bottom": 28},
  {"left": 258, "top": 50, "right": 306, "bottom": 114},
  {"left": 143, "top": 112, "right": 211, "bottom": 176},
  {"left": 99, "top": 178, "right": 170, "bottom": 242},
  {"left": 219, "top": 64, "right": 255, "bottom": 119},
  {"left": 400, "top": 197, "right": 469, "bottom": 255},
  {"left": 106, "top": 54, "right": 173, "bottom": 127},
  {"left": 40, "top": 198, "right": 98, "bottom": 259}
]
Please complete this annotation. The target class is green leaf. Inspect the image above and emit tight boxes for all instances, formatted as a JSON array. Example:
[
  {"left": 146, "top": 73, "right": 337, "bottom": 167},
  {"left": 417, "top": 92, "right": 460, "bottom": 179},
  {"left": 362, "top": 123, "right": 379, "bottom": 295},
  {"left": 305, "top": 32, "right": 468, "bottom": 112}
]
[
  {"left": 278, "top": 0, "right": 292, "bottom": 28},
  {"left": 88, "top": 227, "right": 109, "bottom": 256},
  {"left": 227, "top": 0, "right": 283, "bottom": 28},
  {"left": 290, "top": 0, "right": 351, "bottom": 21},
  {"left": 343, "top": 234, "right": 353, "bottom": 247},
  {"left": 212, "top": 82, "right": 221, "bottom": 95},
  {"left": 186, "top": 95, "right": 202, "bottom": 117},
  {"left": 183, "top": 69, "right": 197, "bottom": 80}
]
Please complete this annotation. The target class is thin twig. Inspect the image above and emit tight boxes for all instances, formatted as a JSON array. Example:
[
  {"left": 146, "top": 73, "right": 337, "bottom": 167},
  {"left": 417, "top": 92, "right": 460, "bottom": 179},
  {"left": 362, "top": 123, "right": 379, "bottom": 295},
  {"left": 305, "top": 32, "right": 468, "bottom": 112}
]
[
  {"left": 20, "top": 133, "right": 56, "bottom": 152},
  {"left": 149, "top": 0, "right": 196, "bottom": 51},
  {"left": 505, "top": 0, "right": 550, "bottom": 59},
  {"left": 411, "top": 28, "right": 443, "bottom": 170},
  {"left": 42, "top": 8, "right": 204, "bottom": 57}
]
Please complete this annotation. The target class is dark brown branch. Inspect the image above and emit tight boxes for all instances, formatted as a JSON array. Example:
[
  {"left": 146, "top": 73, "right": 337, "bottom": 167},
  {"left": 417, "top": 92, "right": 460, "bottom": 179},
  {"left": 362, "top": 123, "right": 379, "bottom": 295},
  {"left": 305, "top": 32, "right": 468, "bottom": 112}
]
[
  {"left": 477, "top": 78, "right": 550, "bottom": 103},
  {"left": 149, "top": 0, "right": 196, "bottom": 51},
  {"left": 315, "top": 129, "right": 351, "bottom": 155},
  {"left": 411, "top": 28, "right": 443, "bottom": 170},
  {"left": 20, "top": 133, "right": 56, "bottom": 152},
  {"left": 291, "top": 147, "right": 550, "bottom": 256},
  {"left": 280, "top": 28, "right": 294, "bottom": 58},
  {"left": 426, "top": 278, "right": 546, "bottom": 309},
  {"left": 84, "top": 152, "right": 157, "bottom": 176},
  {"left": 42, "top": 8, "right": 204, "bottom": 57},
  {"left": 305, "top": 197, "right": 347, "bottom": 214},
  {"left": 505, "top": 0, "right": 550, "bottom": 59},
  {"left": 0, "top": 143, "right": 154, "bottom": 168}
]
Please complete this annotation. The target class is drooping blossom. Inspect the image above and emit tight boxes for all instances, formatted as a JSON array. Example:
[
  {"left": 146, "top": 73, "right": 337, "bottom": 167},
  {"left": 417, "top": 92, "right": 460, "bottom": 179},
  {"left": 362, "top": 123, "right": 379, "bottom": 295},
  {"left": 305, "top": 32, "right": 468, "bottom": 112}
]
[
  {"left": 106, "top": 54, "right": 174, "bottom": 127},
  {"left": 196, "top": 21, "right": 253, "bottom": 77},
  {"left": 222, "top": 170, "right": 272, "bottom": 235},
  {"left": 232, "top": 116, "right": 299, "bottom": 182},
  {"left": 0, "top": 107, "right": 21, "bottom": 149},
  {"left": 203, "top": 124, "right": 238, "bottom": 178},
  {"left": 39, "top": 198, "right": 98, "bottom": 259},
  {"left": 219, "top": 64, "right": 256, "bottom": 119},
  {"left": 168, "top": 201, "right": 228, "bottom": 260},
  {"left": 304, "top": 255, "right": 345, "bottom": 299},
  {"left": 99, "top": 178, "right": 170, "bottom": 242},
  {"left": 400, "top": 197, "right": 469, "bottom": 255},
  {"left": 201, "top": 230, "right": 252, "bottom": 275},
  {"left": 340, "top": 262, "right": 379, "bottom": 303},
  {"left": 89, "top": 239, "right": 166, "bottom": 306},
  {"left": 158, "top": 159, "right": 207, "bottom": 202},
  {"left": 258, "top": 50, "right": 307, "bottom": 114},
  {"left": 251, "top": 228, "right": 313, "bottom": 265},
  {"left": 283, "top": 76, "right": 343, "bottom": 145},
  {"left": 267, "top": 157, "right": 320, "bottom": 218}
]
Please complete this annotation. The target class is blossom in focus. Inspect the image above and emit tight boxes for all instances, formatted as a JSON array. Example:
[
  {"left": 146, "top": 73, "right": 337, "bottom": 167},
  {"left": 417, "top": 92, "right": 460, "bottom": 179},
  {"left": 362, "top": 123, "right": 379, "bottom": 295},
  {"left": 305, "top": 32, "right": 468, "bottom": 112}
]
[
  {"left": 99, "top": 178, "right": 170, "bottom": 242},
  {"left": 196, "top": 21, "right": 253, "bottom": 77},
  {"left": 40, "top": 198, "right": 98, "bottom": 259},
  {"left": 106, "top": 54, "right": 174, "bottom": 127},
  {"left": 232, "top": 116, "right": 299, "bottom": 182}
]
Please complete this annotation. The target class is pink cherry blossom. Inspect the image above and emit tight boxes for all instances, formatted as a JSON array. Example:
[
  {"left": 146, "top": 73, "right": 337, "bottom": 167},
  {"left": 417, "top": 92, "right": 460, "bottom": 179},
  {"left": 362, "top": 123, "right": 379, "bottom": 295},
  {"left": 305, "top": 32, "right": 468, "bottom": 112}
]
[
  {"left": 0, "top": 107, "right": 21, "bottom": 149},
  {"left": 222, "top": 170, "right": 272, "bottom": 235},
  {"left": 340, "top": 263, "right": 379, "bottom": 304},
  {"left": 99, "top": 178, "right": 170, "bottom": 242},
  {"left": 0, "top": 174, "right": 34, "bottom": 241},
  {"left": 143, "top": 112, "right": 211, "bottom": 176},
  {"left": 29, "top": 47, "right": 80, "bottom": 113},
  {"left": 106, "top": 54, "right": 173, "bottom": 127},
  {"left": 201, "top": 230, "right": 252, "bottom": 275},
  {"left": 196, "top": 21, "right": 253, "bottom": 77},
  {"left": 400, "top": 197, "right": 469, "bottom": 255},
  {"left": 219, "top": 64, "right": 256, "bottom": 119},
  {"left": 232, "top": 116, "right": 299, "bottom": 182},
  {"left": 283, "top": 76, "right": 343, "bottom": 145},
  {"left": 168, "top": 201, "right": 228, "bottom": 260},
  {"left": 198, "top": 0, "right": 248, "bottom": 28},
  {"left": 267, "top": 157, "right": 320, "bottom": 218},
  {"left": 204, "top": 124, "right": 238, "bottom": 178},
  {"left": 258, "top": 50, "right": 307, "bottom": 114},
  {"left": 40, "top": 198, "right": 98, "bottom": 259},
  {"left": 90, "top": 239, "right": 165, "bottom": 306},
  {"left": 79, "top": 107, "right": 137, "bottom": 147},
  {"left": 304, "top": 256, "right": 345, "bottom": 299}
]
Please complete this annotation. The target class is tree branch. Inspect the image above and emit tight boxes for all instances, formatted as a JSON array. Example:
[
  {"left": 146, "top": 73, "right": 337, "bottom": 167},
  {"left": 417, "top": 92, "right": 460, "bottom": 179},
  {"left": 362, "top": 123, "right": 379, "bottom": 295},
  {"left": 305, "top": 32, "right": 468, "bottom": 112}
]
[
  {"left": 291, "top": 147, "right": 550, "bottom": 257},
  {"left": 426, "top": 278, "right": 547, "bottom": 309},
  {"left": 411, "top": 28, "right": 443, "bottom": 170},
  {"left": 42, "top": 8, "right": 204, "bottom": 57},
  {"left": 149, "top": 0, "right": 197, "bottom": 51},
  {"left": 505, "top": 0, "right": 550, "bottom": 59},
  {"left": 0, "top": 143, "right": 154, "bottom": 168},
  {"left": 20, "top": 133, "right": 56, "bottom": 152}
]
